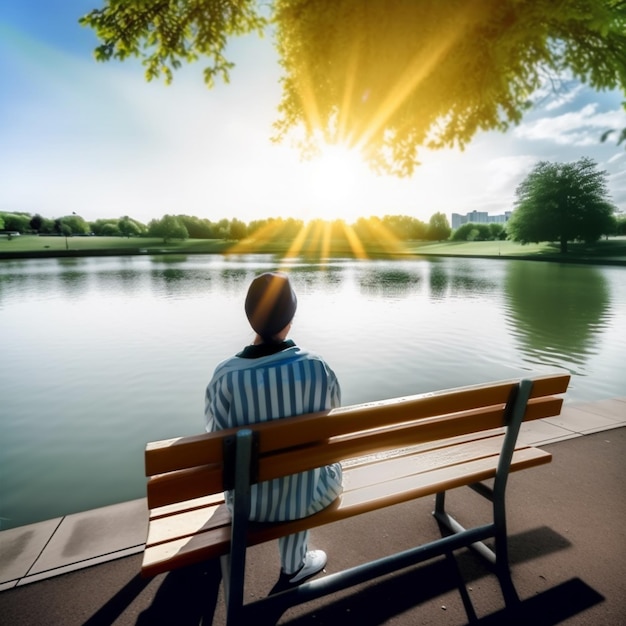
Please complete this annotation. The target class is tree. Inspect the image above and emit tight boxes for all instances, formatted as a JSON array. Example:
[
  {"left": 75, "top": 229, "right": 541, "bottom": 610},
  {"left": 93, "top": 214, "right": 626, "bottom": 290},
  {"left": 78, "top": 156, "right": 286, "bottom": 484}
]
[
  {"left": 426, "top": 212, "right": 451, "bottom": 241},
  {"left": 381, "top": 215, "right": 428, "bottom": 240},
  {"left": 90, "top": 218, "right": 120, "bottom": 236},
  {"left": 488, "top": 223, "right": 506, "bottom": 241},
  {"left": 1, "top": 212, "right": 31, "bottom": 233},
  {"left": 601, "top": 111, "right": 626, "bottom": 150},
  {"left": 100, "top": 222, "right": 121, "bottom": 237},
  {"left": 80, "top": 1, "right": 626, "bottom": 176},
  {"left": 38, "top": 217, "right": 56, "bottom": 234},
  {"left": 30, "top": 214, "right": 43, "bottom": 233},
  {"left": 229, "top": 218, "right": 248, "bottom": 240},
  {"left": 507, "top": 158, "right": 616, "bottom": 254},
  {"left": 147, "top": 215, "right": 189, "bottom": 242},
  {"left": 61, "top": 214, "right": 90, "bottom": 235},
  {"left": 449, "top": 222, "right": 507, "bottom": 241},
  {"left": 118, "top": 216, "right": 145, "bottom": 237},
  {"left": 177, "top": 215, "right": 217, "bottom": 238}
]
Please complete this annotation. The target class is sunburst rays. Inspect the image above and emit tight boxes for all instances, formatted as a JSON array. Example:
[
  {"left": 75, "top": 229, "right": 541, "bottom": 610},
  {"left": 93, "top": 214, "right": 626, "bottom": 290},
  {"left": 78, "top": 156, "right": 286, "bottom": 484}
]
[{"left": 226, "top": 216, "right": 412, "bottom": 263}]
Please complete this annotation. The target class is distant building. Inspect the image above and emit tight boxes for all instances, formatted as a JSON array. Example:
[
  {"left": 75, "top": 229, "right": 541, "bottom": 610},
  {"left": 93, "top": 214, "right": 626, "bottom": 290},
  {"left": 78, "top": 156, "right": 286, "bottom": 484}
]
[{"left": 451, "top": 211, "right": 512, "bottom": 229}]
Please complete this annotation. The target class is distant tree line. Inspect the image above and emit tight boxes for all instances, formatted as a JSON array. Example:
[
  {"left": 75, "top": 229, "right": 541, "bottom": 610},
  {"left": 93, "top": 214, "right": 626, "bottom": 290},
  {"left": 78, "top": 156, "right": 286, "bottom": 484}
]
[
  {"left": 2, "top": 208, "right": 624, "bottom": 245},
  {"left": 0, "top": 211, "right": 455, "bottom": 243}
]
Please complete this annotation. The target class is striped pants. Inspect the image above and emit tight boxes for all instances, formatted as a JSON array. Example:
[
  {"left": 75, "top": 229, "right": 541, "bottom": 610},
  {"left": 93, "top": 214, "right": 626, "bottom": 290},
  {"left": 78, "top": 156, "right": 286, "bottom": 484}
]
[{"left": 229, "top": 463, "right": 343, "bottom": 574}]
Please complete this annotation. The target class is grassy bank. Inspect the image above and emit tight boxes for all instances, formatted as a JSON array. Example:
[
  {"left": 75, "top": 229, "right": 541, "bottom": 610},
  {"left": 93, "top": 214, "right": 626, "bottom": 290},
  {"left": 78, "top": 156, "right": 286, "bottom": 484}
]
[{"left": 1, "top": 234, "right": 625, "bottom": 265}]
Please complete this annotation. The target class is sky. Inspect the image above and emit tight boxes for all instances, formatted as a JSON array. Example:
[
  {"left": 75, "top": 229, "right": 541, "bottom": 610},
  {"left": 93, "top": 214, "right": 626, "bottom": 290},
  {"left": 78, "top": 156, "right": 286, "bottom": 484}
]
[{"left": 1, "top": 2, "right": 625, "bottom": 227}]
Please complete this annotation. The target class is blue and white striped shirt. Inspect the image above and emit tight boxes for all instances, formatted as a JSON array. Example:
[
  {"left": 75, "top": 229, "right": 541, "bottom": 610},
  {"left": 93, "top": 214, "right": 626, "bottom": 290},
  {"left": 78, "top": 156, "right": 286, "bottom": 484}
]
[{"left": 205, "top": 343, "right": 343, "bottom": 522}]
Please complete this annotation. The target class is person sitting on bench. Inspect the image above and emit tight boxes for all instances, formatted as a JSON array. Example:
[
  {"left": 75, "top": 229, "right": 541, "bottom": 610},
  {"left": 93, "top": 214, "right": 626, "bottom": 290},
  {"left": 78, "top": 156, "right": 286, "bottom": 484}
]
[{"left": 205, "top": 271, "right": 343, "bottom": 586}]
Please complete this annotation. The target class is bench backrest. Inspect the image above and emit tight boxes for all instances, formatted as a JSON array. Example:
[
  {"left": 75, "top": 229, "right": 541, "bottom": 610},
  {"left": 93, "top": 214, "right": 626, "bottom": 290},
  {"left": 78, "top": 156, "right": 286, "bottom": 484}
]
[{"left": 145, "top": 373, "right": 569, "bottom": 510}]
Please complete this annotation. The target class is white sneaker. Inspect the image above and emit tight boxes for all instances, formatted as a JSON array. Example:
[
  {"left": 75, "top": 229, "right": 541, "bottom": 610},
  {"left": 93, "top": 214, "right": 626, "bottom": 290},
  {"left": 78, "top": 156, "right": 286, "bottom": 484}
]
[{"left": 287, "top": 550, "right": 328, "bottom": 584}]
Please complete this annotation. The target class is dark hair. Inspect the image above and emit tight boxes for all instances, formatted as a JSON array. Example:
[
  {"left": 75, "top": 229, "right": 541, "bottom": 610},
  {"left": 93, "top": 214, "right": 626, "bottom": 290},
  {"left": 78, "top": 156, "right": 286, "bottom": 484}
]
[{"left": 245, "top": 272, "right": 297, "bottom": 340}]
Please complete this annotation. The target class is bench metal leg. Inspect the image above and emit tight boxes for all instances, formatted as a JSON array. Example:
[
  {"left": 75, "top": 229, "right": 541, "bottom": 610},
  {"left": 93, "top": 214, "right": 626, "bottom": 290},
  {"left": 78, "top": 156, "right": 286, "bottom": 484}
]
[
  {"left": 220, "top": 554, "right": 231, "bottom": 606},
  {"left": 433, "top": 504, "right": 519, "bottom": 607},
  {"left": 431, "top": 380, "right": 534, "bottom": 608},
  {"left": 434, "top": 490, "right": 446, "bottom": 515},
  {"left": 224, "top": 430, "right": 256, "bottom": 626}
]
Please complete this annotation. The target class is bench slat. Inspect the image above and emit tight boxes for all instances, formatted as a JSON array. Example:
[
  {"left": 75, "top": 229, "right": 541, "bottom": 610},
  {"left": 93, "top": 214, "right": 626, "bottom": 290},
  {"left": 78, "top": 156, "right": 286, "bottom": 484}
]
[
  {"left": 253, "top": 396, "right": 562, "bottom": 483},
  {"left": 141, "top": 445, "right": 551, "bottom": 577},
  {"left": 147, "top": 501, "right": 231, "bottom": 547},
  {"left": 144, "top": 373, "right": 569, "bottom": 476},
  {"left": 146, "top": 465, "right": 223, "bottom": 510},
  {"left": 145, "top": 395, "right": 563, "bottom": 510},
  {"left": 343, "top": 432, "right": 510, "bottom": 489},
  {"left": 149, "top": 493, "right": 225, "bottom": 521}
]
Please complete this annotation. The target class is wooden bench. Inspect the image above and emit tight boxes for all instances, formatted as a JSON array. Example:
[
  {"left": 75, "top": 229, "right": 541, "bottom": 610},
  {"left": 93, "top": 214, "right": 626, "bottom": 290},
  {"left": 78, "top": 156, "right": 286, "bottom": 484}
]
[{"left": 141, "top": 372, "right": 569, "bottom": 623}]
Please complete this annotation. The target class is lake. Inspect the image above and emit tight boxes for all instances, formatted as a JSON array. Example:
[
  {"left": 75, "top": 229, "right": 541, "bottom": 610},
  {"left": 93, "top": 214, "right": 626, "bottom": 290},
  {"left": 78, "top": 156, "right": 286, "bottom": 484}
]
[{"left": 1, "top": 254, "right": 624, "bottom": 530}]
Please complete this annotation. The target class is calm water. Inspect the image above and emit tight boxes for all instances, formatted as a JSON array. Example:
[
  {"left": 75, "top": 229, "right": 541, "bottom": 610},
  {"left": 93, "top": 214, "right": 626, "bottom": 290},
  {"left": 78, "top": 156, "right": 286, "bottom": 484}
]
[{"left": 1, "top": 254, "right": 624, "bottom": 530}]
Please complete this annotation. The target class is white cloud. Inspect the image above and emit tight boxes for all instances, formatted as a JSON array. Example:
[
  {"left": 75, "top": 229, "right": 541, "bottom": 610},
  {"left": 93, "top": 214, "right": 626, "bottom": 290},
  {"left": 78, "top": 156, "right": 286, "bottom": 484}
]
[
  {"left": 485, "top": 155, "right": 537, "bottom": 189},
  {"left": 543, "top": 84, "right": 585, "bottom": 111},
  {"left": 607, "top": 152, "right": 625, "bottom": 165},
  {"left": 514, "top": 103, "right": 626, "bottom": 146}
]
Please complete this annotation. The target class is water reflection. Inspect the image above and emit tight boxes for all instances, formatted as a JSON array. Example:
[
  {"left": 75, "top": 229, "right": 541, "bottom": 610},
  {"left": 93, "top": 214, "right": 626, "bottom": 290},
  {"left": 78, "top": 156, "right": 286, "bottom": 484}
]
[
  {"left": 425, "top": 259, "right": 498, "bottom": 301},
  {"left": 428, "top": 264, "right": 448, "bottom": 300},
  {"left": 57, "top": 271, "right": 91, "bottom": 298},
  {"left": 94, "top": 269, "right": 145, "bottom": 296},
  {"left": 218, "top": 268, "right": 249, "bottom": 286},
  {"left": 448, "top": 262, "right": 497, "bottom": 297},
  {"left": 504, "top": 262, "right": 611, "bottom": 370},
  {"left": 150, "top": 255, "right": 189, "bottom": 264},
  {"left": 358, "top": 267, "right": 422, "bottom": 296}
]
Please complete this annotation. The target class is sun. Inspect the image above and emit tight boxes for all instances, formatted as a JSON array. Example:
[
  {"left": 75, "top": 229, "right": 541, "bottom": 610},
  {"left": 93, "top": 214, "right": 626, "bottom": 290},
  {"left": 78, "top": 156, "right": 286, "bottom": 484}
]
[{"left": 298, "top": 144, "right": 370, "bottom": 222}]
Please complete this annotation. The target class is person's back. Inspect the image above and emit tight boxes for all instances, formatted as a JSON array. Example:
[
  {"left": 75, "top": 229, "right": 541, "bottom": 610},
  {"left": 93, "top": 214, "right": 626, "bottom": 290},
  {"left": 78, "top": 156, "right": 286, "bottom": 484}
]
[{"left": 205, "top": 272, "right": 342, "bottom": 586}]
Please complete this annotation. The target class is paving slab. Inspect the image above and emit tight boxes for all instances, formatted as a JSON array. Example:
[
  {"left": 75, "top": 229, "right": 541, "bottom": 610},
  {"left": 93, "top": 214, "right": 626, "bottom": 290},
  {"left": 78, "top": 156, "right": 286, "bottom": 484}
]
[
  {"left": 545, "top": 406, "right": 626, "bottom": 435},
  {"left": 0, "top": 517, "right": 62, "bottom": 588},
  {"left": 27, "top": 500, "right": 146, "bottom": 578},
  {"left": 517, "top": 420, "right": 579, "bottom": 446},
  {"left": 567, "top": 398, "right": 626, "bottom": 422}
]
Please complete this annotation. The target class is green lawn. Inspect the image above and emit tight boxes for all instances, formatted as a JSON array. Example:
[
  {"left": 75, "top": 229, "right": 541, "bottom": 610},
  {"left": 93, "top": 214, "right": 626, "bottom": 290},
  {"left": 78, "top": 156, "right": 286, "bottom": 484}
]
[
  {"left": 406, "top": 240, "right": 550, "bottom": 256},
  {"left": 1, "top": 234, "right": 625, "bottom": 264},
  {"left": 406, "top": 238, "right": 626, "bottom": 261},
  {"left": 0, "top": 235, "right": 230, "bottom": 255}
]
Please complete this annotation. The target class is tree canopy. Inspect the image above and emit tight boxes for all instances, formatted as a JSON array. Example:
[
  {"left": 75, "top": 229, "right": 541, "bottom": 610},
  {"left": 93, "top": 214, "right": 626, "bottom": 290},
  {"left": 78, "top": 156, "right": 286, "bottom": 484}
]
[
  {"left": 507, "top": 157, "right": 616, "bottom": 253},
  {"left": 427, "top": 212, "right": 452, "bottom": 241},
  {"left": 80, "top": 0, "right": 626, "bottom": 176},
  {"left": 147, "top": 214, "right": 189, "bottom": 242}
]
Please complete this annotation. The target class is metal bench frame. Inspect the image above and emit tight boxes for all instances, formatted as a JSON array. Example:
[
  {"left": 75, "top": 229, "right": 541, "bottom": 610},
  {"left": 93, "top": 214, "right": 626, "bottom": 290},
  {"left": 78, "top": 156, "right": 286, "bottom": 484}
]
[{"left": 221, "top": 378, "right": 542, "bottom": 623}]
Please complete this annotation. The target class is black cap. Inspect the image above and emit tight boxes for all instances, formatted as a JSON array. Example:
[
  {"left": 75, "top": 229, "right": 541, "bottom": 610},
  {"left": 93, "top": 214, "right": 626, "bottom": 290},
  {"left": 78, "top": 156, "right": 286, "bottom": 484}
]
[{"left": 245, "top": 272, "right": 297, "bottom": 338}]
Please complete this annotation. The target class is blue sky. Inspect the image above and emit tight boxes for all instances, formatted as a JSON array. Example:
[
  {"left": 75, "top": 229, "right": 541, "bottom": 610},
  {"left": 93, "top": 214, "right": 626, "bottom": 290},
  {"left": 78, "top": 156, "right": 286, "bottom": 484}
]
[{"left": 1, "top": 1, "right": 625, "bottom": 225}]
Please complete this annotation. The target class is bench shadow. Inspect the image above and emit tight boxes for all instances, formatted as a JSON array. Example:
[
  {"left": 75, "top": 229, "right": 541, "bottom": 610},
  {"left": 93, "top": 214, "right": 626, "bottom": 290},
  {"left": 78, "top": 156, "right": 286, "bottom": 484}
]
[
  {"left": 136, "top": 559, "right": 222, "bottom": 626},
  {"left": 81, "top": 525, "right": 578, "bottom": 626},
  {"left": 255, "top": 526, "right": 581, "bottom": 626},
  {"left": 272, "top": 573, "right": 602, "bottom": 626},
  {"left": 80, "top": 558, "right": 222, "bottom": 626},
  {"left": 470, "top": 578, "right": 604, "bottom": 625},
  {"left": 81, "top": 572, "right": 152, "bottom": 626}
]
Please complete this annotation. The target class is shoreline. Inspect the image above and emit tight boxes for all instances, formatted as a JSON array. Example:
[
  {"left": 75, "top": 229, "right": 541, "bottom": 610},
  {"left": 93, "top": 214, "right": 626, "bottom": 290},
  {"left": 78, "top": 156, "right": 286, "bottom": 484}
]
[{"left": 1, "top": 246, "right": 625, "bottom": 267}]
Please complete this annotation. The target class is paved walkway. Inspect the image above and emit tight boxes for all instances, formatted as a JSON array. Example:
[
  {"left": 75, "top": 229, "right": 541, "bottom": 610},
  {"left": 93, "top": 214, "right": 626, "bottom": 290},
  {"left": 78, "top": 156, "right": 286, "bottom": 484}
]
[{"left": 1, "top": 398, "right": 625, "bottom": 624}]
